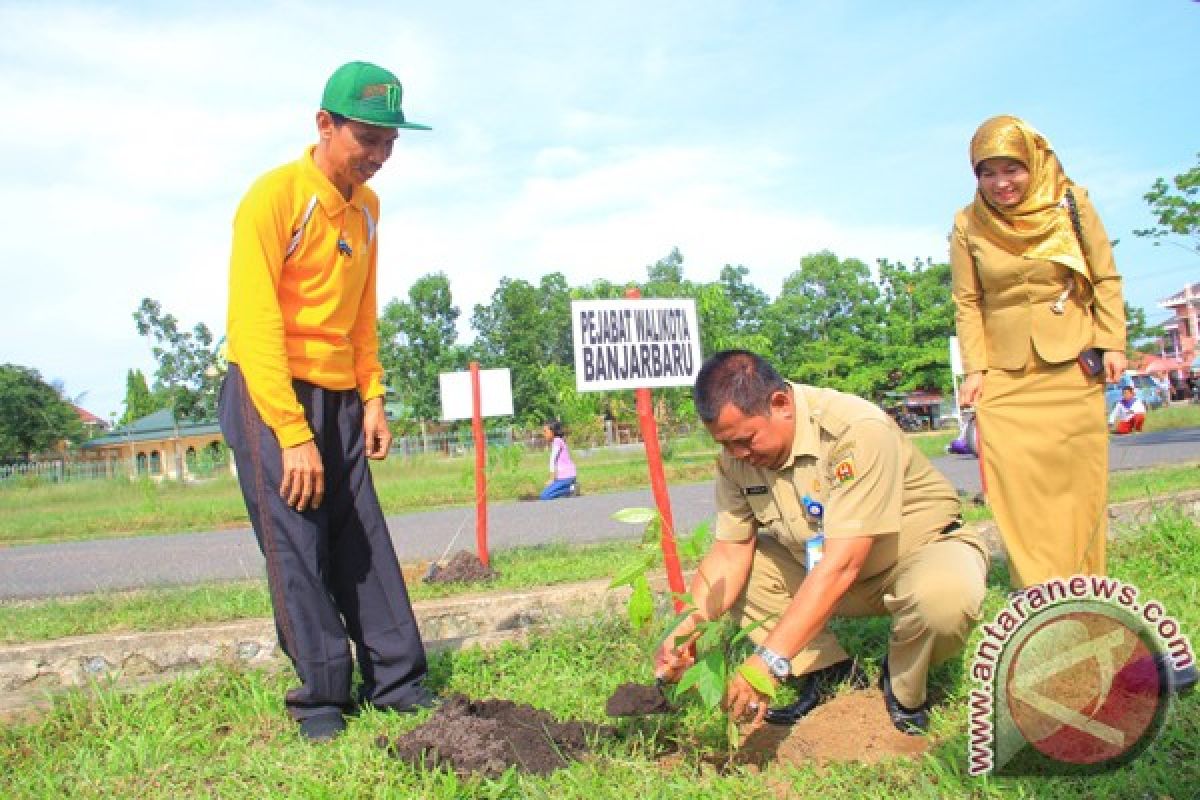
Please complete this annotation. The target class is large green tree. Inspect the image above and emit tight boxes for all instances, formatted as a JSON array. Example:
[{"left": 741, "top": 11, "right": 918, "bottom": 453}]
[
  {"left": 471, "top": 274, "right": 574, "bottom": 425},
  {"left": 1135, "top": 152, "right": 1200, "bottom": 254},
  {"left": 875, "top": 258, "right": 956, "bottom": 395},
  {"left": 132, "top": 298, "right": 220, "bottom": 422},
  {"left": 119, "top": 368, "right": 166, "bottom": 425},
  {"left": 0, "top": 364, "right": 82, "bottom": 460},
  {"left": 1124, "top": 301, "right": 1166, "bottom": 357},
  {"left": 764, "top": 251, "right": 884, "bottom": 395},
  {"left": 719, "top": 264, "right": 770, "bottom": 337},
  {"left": 377, "top": 272, "right": 467, "bottom": 424}
]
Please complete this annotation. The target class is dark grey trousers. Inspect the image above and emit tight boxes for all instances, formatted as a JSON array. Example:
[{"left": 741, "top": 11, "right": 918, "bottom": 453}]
[{"left": 219, "top": 364, "right": 428, "bottom": 720}]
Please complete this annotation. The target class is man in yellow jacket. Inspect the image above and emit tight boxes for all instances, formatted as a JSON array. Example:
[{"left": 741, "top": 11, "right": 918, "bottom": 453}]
[{"left": 219, "top": 61, "right": 433, "bottom": 741}]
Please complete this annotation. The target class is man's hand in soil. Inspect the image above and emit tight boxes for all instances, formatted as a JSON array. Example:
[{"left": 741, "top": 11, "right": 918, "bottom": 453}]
[
  {"left": 363, "top": 396, "right": 392, "bottom": 460},
  {"left": 724, "top": 656, "right": 773, "bottom": 729},
  {"left": 281, "top": 440, "right": 325, "bottom": 511}
]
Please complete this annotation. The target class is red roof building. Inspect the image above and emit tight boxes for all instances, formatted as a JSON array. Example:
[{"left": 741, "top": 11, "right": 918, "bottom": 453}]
[
  {"left": 1157, "top": 281, "right": 1200, "bottom": 372},
  {"left": 73, "top": 404, "right": 109, "bottom": 432}
]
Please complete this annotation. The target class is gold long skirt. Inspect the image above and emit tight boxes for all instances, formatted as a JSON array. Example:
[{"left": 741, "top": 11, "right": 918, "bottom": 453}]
[{"left": 976, "top": 353, "right": 1107, "bottom": 588}]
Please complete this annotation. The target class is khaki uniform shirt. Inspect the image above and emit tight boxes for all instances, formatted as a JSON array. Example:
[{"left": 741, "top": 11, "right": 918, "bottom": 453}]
[{"left": 714, "top": 384, "right": 961, "bottom": 580}]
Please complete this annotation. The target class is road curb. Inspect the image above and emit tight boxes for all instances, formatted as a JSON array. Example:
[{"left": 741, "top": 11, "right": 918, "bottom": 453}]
[{"left": 2, "top": 490, "right": 1197, "bottom": 718}]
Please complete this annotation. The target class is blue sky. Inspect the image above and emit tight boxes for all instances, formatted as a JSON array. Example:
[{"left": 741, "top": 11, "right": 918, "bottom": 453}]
[{"left": 1, "top": 0, "right": 1197, "bottom": 420}]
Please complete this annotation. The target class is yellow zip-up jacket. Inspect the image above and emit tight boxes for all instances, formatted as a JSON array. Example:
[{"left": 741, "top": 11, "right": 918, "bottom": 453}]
[{"left": 226, "top": 147, "right": 387, "bottom": 447}]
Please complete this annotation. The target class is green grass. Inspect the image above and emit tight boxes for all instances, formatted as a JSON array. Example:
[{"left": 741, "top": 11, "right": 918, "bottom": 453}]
[
  {"left": 909, "top": 430, "right": 956, "bottom": 461},
  {"left": 2, "top": 510, "right": 1197, "bottom": 798},
  {"left": 0, "top": 540, "right": 678, "bottom": 644},
  {"left": 3, "top": 463, "right": 1198, "bottom": 643},
  {"left": 0, "top": 436, "right": 718, "bottom": 547},
  {"left": 1146, "top": 401, "right": 1200, "bottom": 432},
  {"left": 4, "top": 413, "right": 1197, "bottom": 547}
]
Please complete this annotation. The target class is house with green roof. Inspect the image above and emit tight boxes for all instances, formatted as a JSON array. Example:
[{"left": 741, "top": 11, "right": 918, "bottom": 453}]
[{"left": 81, "top": 409, "right": 229, "bottom": 481}]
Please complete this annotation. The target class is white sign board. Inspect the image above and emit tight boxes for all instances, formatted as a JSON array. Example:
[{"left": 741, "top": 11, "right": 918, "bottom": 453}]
[
  {"left": 948, "top": 336, "right": 964, "bottom": 377},
  {"left": 439, "top": 368, "right": 514, "bottom": 421},
  {"left": 571, "top": 298, "right": 703, "bottom": 392}
]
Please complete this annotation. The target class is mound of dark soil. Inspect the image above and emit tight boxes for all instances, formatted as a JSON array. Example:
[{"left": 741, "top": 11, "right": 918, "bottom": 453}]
[
  {"left": 605, "top": 682, "right": 672, "bottom": 717},
  {"left": 424, "top": 550, "right": 496, "bottom": 584},
  {"left": 380, "top": 694, "right": 613, "bottom": 777}
]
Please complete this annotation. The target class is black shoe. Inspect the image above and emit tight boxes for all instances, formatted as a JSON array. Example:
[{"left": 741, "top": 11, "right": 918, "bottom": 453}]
[
  {"left": 298, "top": 711, "right": 346, "bottom": 742},
  {"left": 372, "top": 689, "right": 440, "bottom": 715},
  {"left": 1173, "top": 663, "right": 1198, "bottom": 694},
  {"left": 764, "top": 658, "right": 865, "bottom": 726},
  {"left": 879, "top": 658, "right": 928, "bottom": 735},
  {"left": 1157, "top": 655, "right": 1198, "bottom": 694}
]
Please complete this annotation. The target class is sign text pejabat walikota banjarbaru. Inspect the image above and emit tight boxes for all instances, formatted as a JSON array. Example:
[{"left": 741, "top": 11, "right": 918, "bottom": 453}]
[{"left": 570, "top": 298, "right": 704, "bottom": 392}]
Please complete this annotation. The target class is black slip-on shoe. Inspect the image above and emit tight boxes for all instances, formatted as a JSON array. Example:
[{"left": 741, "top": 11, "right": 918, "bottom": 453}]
[
  {"left": 764, "top": 658, "right": 866, "bottom": 726},
  {"left": 879, "top": 658, "right": 928, "bottom": 735},
  {"left": 1158, "top": 655, "right": 1198, "bottom": 695},
  {"left": 298, "top": 711, "right": 346, "bottom": 742},
  {"left": 372, "top": 690, "right": 441, "bottom": 715},
  {"left": 1174, "top": 663, "right": 1198, "bottom": 694}
]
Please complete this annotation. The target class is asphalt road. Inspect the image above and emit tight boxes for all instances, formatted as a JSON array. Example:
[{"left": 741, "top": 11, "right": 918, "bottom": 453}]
[{"left": 2, "top": 427, "right": 1196, "bottom": 600}]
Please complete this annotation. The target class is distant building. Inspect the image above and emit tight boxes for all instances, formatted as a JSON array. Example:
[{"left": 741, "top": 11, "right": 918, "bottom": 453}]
[
  {"left": 1158, "top": 280, "right": 1200, "bottom": 371},
  {"left": 72, "top": 404, "right": 110, "bottom": 435},
  {"left": 81, "top": 409, "right": 228, "bottom": 481}
]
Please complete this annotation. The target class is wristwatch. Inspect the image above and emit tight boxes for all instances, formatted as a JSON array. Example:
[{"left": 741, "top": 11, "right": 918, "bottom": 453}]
[{"left": 752, "top": 644, "right": 791, "bottom": 679}]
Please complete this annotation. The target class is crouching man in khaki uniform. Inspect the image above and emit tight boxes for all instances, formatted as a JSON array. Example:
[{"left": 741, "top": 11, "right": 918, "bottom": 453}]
[{"left": 655, "top": 350, "right": 989, "bottom": 733}]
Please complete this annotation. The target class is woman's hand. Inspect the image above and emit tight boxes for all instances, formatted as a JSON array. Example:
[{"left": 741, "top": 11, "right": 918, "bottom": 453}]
[
  {"left": 961, "top": 371, "right": 985, "bottom": 407},
  {"left": 1102, "top": 351, "right": 1127, "bottom": 384}
]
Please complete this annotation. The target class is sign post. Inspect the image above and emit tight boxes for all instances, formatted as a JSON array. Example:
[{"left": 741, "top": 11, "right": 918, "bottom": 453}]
[
  {"left": 439, "top": 366, "right": 514, "bottom": 569},
  {"left": 469, "top": 362, "right": 488, "bottom": 567},
  {"left": 570, "top": 290, "right": 703, "bottom": 612}
]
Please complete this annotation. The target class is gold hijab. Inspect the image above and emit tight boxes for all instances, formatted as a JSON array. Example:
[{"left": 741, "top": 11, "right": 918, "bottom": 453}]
[{"left": 969, "top": 115, "right": 1091, "bottom": 299}]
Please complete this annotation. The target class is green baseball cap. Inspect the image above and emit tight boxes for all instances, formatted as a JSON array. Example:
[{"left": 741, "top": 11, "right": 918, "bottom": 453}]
[{"left": 320, "top": 61, "right": 431, "bottom": 130}]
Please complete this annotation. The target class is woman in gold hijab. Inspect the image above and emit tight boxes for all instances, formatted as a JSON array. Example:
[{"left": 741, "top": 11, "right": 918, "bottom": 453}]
[{"left": 950, "top": 115, "right": 1126, "bottom": 589}]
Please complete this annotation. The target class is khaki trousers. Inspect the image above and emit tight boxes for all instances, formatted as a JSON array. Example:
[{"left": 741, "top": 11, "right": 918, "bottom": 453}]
[{"left": 732, "top": 532, "right": 988, "bottom": 709}]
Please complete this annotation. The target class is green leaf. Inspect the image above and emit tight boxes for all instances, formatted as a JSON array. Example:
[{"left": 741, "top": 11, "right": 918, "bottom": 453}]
[
  {"left": 678, "top": 519, "right": 713, "bottom": 559},
  {"left": 608, "top": 552, "right": 656, "bottom": 589},
  {"left": 641, "top": 515, "right": 663, "bottom": 545},
  {"left": 695, "top": 619, "right": 726, "bottom": 654},
  {"left": 736, "top": 662, "right": 777, "bottom": 699},
  {"left": 726, "top": 714, "right": 741, "bottom": 751},
  {"left": 627, "top": 574, "right": 654, "bottom": 630},
  {"left": 729, "top": 613, "right": 777, "bottom": 645},
  {"left": 612, "top": 507, "right": 658, "bottom": 525},
  {"left": 677, "top": 648, "right": 727, "bottom": 710}
]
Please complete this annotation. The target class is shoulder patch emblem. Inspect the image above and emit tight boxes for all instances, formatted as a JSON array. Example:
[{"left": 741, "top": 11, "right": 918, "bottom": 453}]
[{"left": 833, "top": 458, "right": 856, "bottom": 485}]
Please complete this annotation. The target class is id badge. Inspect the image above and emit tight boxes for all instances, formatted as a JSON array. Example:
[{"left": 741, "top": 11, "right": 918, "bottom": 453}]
[
  {"left": 801, "top": 493, "right": 825, "bottom": 571},
  {"left": 805, "top": 532, "right": 824, "bottom": 571}
]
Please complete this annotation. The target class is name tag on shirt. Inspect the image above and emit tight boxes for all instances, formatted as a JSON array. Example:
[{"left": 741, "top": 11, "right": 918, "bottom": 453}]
[{"left": 744, "top": 486, "right": 769, "bottom": 496}]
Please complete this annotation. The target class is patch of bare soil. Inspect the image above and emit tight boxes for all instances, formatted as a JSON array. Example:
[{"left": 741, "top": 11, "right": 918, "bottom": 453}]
[
  {"left": 424, "top": 550, "right": 496, "bottom": 584},
  {"left": 605, "top": 682, "right": 672, "bottom": 717},
  {"left": 379, "top": 694, "right": 613, "bottom": 777},
  {"left": 739, "top": 689, "right": 930, "bottom": 766}
]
